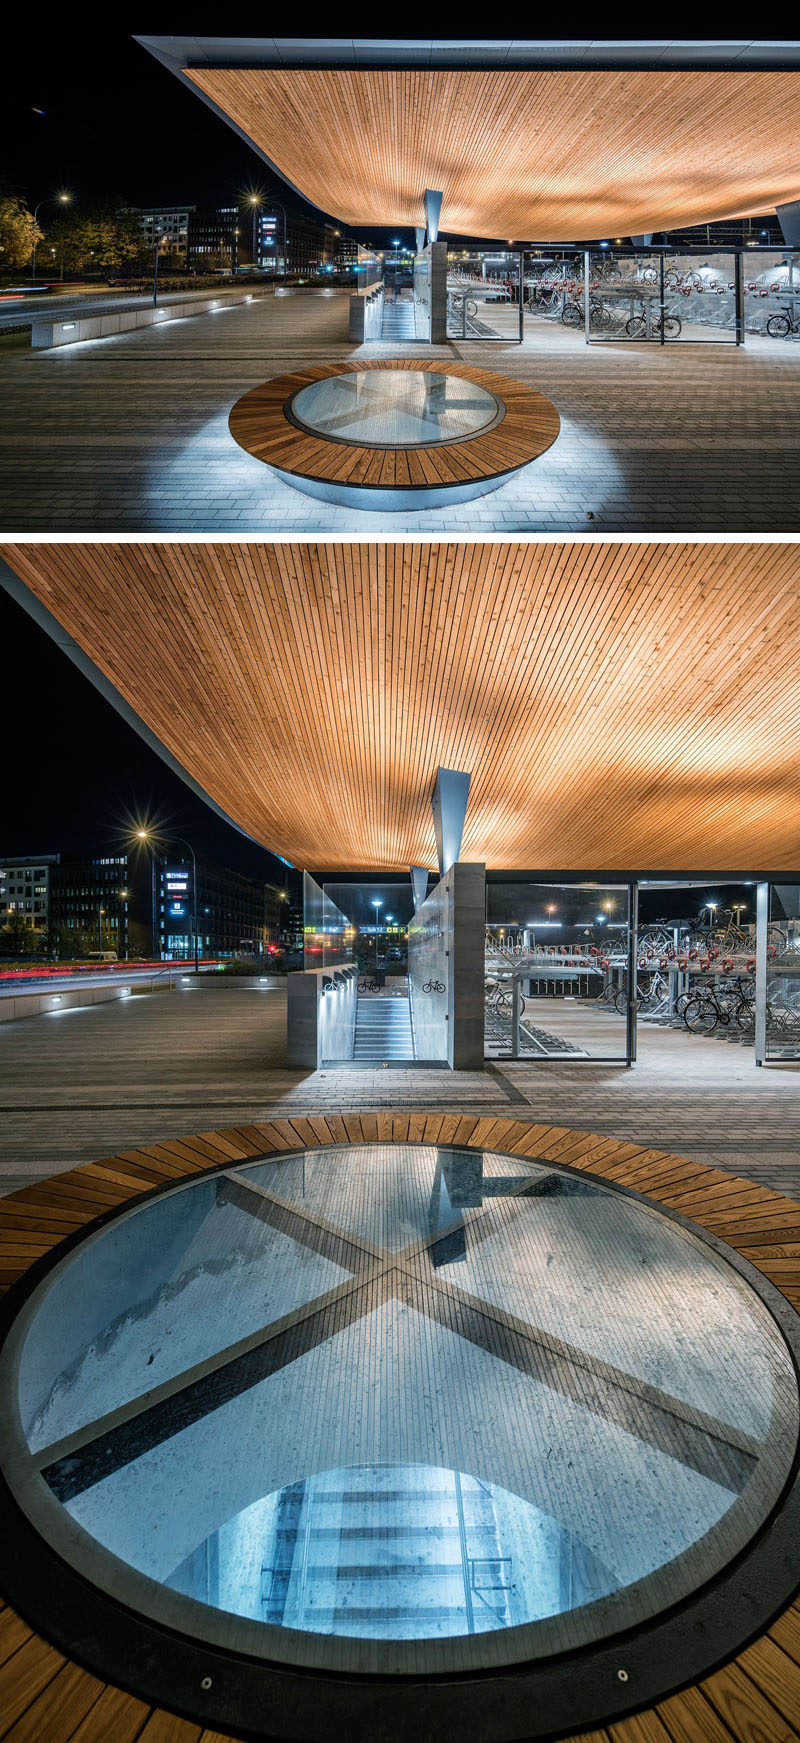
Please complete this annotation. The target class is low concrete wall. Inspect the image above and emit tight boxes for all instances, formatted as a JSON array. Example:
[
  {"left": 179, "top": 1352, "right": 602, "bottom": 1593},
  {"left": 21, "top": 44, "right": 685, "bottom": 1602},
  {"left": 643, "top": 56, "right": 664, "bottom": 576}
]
[
  {"left": 0, "top": 976, "right": 170, "bottom": 1022},
  {"left": 349, "top": 284, "right": 384, "bottom": 341},
  {"left": 287, "top": 966, "right": 358, "bottom": 1068},
  {"left": 31, "top": 290, "right": 259, "bottom": 350}
]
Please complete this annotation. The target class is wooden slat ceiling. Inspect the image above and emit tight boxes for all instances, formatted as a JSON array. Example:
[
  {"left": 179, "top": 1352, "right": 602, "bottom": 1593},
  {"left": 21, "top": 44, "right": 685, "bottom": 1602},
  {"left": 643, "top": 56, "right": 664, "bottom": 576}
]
[
  {"left": 2, "top": 542, "right": 800, "bottom": 873},
  {"left": 183, "top": 67, "right": 800, "bottom": 240}
]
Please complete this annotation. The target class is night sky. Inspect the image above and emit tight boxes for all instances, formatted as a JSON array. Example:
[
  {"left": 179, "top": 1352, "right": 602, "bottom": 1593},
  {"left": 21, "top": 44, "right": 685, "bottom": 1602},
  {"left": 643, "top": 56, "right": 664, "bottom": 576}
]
[
  {"left": 0, "top": 587, "right": 296, "bottom": 890},
  {"left": 1, "top": 22, "right": 438, "bottom": 254}
]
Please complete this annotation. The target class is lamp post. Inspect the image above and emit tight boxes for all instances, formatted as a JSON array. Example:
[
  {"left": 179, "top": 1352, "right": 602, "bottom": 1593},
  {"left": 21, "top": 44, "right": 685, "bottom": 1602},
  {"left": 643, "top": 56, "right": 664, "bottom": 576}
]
[
  {"left": 135, "top": 829, "right": 199, "bottom": 973},
  {"left": 152, "top": 233, "right": 166, "bottom": 307},
  {"left": 31, "top": 190, "right": 71, "bottom": 282}
]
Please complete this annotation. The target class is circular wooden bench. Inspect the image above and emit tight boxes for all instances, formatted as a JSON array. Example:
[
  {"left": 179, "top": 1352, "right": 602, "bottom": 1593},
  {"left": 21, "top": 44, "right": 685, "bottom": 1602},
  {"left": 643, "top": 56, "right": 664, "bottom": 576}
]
[{"left": 1, "top": 1113, "right": 799, "bottom": 1743}]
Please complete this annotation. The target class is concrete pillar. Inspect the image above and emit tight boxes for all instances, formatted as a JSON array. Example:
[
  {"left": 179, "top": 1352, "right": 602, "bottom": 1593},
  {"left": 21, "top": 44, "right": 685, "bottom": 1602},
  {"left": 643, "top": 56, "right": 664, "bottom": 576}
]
[
  {"left": 424, "top": 190, "right": 443, "bottom": 244},
  {"left": 432, "top": 766, "right": 470, "bottom": 873},
  {"left": 429, "top": 241, "right": 448, "bottom": 344},
  {"left": 411, "top": 866, "right": 429, "bottom": 911},
  {"left": 776, "top": 201, "right": 800, "bottom": 246},
  {"left": 448, "top": 862, "right": 486, "bottom": 1070}
]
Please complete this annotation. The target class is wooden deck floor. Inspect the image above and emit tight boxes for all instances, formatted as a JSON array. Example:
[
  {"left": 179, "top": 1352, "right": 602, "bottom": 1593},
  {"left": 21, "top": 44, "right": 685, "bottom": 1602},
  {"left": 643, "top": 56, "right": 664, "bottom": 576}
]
[{"left": 1, "top": 1112, "right": 799, "bottom": 1742}]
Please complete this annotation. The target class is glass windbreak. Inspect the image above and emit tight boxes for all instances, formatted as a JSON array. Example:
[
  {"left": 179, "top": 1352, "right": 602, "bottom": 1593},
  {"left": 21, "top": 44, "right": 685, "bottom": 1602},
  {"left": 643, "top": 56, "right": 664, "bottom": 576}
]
[
  {"left": 485, "top": 882, "right": 632, "bottom": 1060},
  {"left": 766, "top": 886, "right": 800, "bottom": 1060},
  {"left": 9, "top": 1144, "right": 797, "bottom": 1673},
  {"left": 743, "top": 251, "right": 800, "bottom": 349},
  {"left": 302, "top": 872, "right": 354, "bottom": 971},
  {"left": 446, "top": 252, "right": 523, "bottom": 340},
  {"left": 413, "top": 249, "right": 432, "bottom": 340},
  {"left": 585, "top": 252, "right": 737, "bottom": 344},
  {"left": 521, "top": 252, "right": 584, "bottom": 340},
  {"left": 323, "top": 883, "right": 411, "bottom": 990}
]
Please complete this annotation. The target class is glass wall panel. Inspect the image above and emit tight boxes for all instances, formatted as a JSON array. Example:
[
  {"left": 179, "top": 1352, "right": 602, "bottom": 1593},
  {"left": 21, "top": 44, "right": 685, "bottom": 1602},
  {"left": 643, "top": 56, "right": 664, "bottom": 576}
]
[
  {"left": 323, "top": 882, "right": 411, "bottom": 991},
  {"left": 413, "top": 249, "right": 432, "bottom": 340},
  {"left": 766, "top": 885, "right": 800, "bottom": 1061},
  {"left": 585, "top": 251, "right": 737, "bottom": 344},
  {"left": 743, "top": 250, "right": 800, "bottom": 348},
  {"left": 485, "top": 882, "right": 633, "bottom": 1062},
  {"left": 662, "top": 254, "right": 737, "bottom": 342},
  {"left": 446, "top": 251, "right": 522, "bottom": 340},
  {"left": 302, "top": 872, "right": 354, "bottom": 972},
  {"left": 521, "top": 252, "right": 585, "bottom": 339}
]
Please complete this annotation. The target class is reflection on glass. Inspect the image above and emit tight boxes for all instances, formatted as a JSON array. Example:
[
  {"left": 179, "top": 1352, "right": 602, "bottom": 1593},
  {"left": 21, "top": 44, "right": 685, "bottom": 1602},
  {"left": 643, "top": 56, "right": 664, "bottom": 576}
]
[
  {"left": 291, "top": 371, "right": 499, "bottom": 448},
  {"left": 10, "top": 1145, "right": 797, "bottom": 1668},
  {"left": 168, "top": 1464, "right": 616, "bottom": 1639},
  {"left": 485, "top": 882, "right": 630, "bottom": 1060},
  {"left": 767, "top": 885, "right": 800, "bottom": 1059},
  {"left": 303, "top": 870, "right": 354, "bottom": 971}
]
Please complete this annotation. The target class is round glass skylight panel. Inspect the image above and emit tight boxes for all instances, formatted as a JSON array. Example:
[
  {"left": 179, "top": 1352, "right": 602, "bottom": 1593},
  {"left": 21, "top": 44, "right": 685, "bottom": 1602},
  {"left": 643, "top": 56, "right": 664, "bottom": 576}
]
[
  {"left": 1, "top": 1143, "right": 798, "bottom": 1692},
  {"left": 288, "top": 369, "right": 503, "bottom": 447}
]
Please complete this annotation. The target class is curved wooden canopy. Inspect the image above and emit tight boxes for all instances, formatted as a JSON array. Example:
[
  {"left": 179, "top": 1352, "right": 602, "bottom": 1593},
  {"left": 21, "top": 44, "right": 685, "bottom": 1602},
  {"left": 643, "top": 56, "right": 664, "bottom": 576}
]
[
  {"left": 182, "top": 66, "right": 800, "bottom": 241},
  {"left": 2, "top": 541, "right": 800, "bottom": 873}
]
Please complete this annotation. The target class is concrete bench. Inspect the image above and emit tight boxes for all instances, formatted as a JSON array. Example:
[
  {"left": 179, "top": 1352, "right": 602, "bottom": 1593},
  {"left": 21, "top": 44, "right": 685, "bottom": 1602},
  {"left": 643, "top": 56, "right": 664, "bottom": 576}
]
[{"left": 31, "top": 291, "right": 257, "bottom": 349}]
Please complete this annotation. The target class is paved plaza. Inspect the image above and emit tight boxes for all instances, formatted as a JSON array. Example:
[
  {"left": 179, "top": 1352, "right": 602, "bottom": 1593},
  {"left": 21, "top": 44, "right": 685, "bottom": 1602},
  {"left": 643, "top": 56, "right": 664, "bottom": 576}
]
[
  {"left": 1, "top": 290, "right": 799, "bottom": 532},
  {"left": 1, "top": 980, "right": 797, "bottom": 1197}
]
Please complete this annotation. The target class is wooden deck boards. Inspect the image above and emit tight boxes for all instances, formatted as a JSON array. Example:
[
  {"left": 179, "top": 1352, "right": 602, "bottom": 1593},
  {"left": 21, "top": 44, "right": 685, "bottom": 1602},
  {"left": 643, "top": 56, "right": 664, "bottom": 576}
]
[
  {"left": 1, "top": 1114, "right": 799, "bottom": 1743},
  {"left": 227, "top": 360, "right": 561, "bottom": 489}
]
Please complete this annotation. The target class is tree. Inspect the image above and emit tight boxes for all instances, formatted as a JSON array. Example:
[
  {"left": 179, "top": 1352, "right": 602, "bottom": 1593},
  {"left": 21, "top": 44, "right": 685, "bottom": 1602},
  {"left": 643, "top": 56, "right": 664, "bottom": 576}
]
[
  {"left": 0, "top": 195, "right": 42, "bottom": 272},
  {"left": 0, "top": 912, "right": 39, "bottom": 957},
  {"left": 45, "top": 199, "right": 148, "bottom": 278}
]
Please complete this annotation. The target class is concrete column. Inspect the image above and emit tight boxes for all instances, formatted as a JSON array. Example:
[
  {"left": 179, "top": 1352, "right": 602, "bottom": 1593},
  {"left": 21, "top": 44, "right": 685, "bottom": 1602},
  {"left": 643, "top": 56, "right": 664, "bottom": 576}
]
[
  {"left": 776, "top": 201, "right": 800, "bottom": 246},
  {"left": 430, "top": 241, "right": 448, "bottom": 344},
  {"left": 432, "top": 766, "right": 470, "bottom": 874},
  {"left": 424, "top": 190, "right": 442, "bottom": 244},
  {"left": 448, "top": 862, "right": 486, "bottom": 1070}
]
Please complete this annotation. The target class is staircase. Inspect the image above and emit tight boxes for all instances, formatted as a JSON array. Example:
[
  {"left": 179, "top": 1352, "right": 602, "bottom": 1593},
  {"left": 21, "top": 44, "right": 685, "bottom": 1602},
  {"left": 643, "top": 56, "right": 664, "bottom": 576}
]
[
  {"left": 354, "top": 996, "right": 414, "bottom": 1062},
  {"left": 381, "top": 295, "right": 416, "bottom": 340}
]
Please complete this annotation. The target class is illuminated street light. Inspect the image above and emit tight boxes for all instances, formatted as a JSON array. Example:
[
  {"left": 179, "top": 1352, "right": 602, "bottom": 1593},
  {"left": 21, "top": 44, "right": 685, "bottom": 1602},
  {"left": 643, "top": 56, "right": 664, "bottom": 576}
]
[
  {"left": 134, "top": 826, "right": 199, "bottom": 972},
  {"left": 31, "top": 189, "right": 71, "bottom": 282}
]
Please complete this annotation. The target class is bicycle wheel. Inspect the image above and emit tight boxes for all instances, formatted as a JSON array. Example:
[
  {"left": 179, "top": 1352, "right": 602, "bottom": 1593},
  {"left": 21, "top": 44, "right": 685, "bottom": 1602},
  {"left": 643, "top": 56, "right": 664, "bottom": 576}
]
[
  {"left": 625, "top": 316, "right": 645, "bottom": 338},
  {"left": 660, "top": 315, "right": 682, "bottom": 339},
  {"left": 684, "top": 996, "right": 718, "bottom": 1034},
  {"left": 734, "top": 999, "right": 755, "bottom": 1031},
  {"left": 561, "top": 302, "right": 582, "bottom": 327},
  {"left": 767, "top": 314, "right": 792, "bottom": 339}
]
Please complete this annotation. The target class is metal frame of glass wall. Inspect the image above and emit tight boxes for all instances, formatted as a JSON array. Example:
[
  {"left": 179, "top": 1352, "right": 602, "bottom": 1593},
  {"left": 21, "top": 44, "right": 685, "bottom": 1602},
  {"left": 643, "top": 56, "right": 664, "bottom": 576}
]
[
  {"left": 446, "top": 250, "right": 525, "bottom": 342},
  {"left": 755, "top": 881, "right": 800, "bottom": 1066},
  {"left": 485, "top": 876, "right": 637, "bottom": 1065},
  {"left": 515, "top": 246, "right": 800, "bottom": 348}
]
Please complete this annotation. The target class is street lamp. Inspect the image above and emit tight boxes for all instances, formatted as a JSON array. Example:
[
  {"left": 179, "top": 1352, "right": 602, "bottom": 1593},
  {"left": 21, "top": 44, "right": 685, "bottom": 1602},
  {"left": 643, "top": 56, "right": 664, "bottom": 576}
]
[
  {"left": 152, "top": 233, "right": 167, "bottom": 307},
  {"left": 135, "top": 828, "right": 199, "bottom": 973},
  {"left": 31, "top": 190, "right": 71, "bottom": 282},
  {"left": 247, "top": 193, "right": 262, "bottom": 272}
]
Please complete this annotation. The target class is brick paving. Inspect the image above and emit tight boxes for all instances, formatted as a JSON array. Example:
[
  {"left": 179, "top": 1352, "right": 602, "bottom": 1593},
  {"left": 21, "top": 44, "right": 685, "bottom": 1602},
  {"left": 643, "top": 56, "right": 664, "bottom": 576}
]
[
  {"left": 1, "top": 983, "right": 797, "bottom": 1198},
  {"left": 1, "top": 292, "right": 798, "bottom": 532}
]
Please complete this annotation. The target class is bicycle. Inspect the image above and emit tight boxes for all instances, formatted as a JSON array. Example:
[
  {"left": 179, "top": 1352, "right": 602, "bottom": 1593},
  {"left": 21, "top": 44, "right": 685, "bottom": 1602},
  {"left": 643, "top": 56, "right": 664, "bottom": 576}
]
[
  {"left": 625, "top": 304, "right": 682, "bottom": 340},
  {"left": 357, "top": 978, "right": 380, "bottom": 994},
  {"left": 683, "top": 976, "right": 754, "bottom": 1035},
  {"left": 422, "top": 978, "right": 446, "bottom": 994},
  {"left": 766, "top": 305, "right": 800, "bottom": 339}
]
